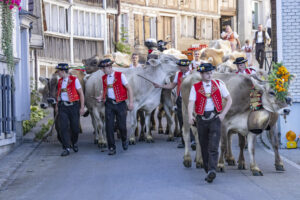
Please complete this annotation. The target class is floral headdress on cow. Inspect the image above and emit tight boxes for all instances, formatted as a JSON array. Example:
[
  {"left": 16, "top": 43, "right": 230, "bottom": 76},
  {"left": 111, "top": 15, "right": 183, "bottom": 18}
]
[{"left": 268, "top": 62, "right": 293, "bottom": 102}]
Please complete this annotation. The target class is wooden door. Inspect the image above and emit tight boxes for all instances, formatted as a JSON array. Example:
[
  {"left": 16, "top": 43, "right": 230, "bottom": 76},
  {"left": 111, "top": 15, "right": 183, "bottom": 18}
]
[
  {"left": 107, "top": 14, "right": 115, "bottom": 53},
  {"left": 157, "top": 16, "right": 174, "bottom": 48}
]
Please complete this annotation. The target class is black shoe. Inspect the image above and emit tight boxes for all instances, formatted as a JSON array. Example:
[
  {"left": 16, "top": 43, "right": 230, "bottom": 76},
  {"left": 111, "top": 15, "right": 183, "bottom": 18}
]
[
  {"left": 177, "top": 143, "right": 185, "bottom": 148},
  {"left": 191, "top": 141, "right": 196, "bottom": 151},
  {"left": 72, "top": 144, "right": 79, "bottom": 153},
  {"left": 61, "top": 148, "right": 70, "bottom": 157},
  {"left": 205, "top": 171, "right": 216, "bottom": 183},
  {"left": 108, "top": 148, "right": 116, "bottom": 155},
  {"left": 122, "top": 141, "right": 128, "bottom": 151}
]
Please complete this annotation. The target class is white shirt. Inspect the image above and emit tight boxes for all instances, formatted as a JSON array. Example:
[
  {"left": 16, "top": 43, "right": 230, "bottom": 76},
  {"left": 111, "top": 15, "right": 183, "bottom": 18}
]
[
  {"left": 189, "top": 60, "right": 201, "bottom": 71},
  {"left": 173, "top": 70, "right": 190, "bottom": 97},
  {"left": 129, "top": 63, "right": 142, "bottom": 69},
  {"left": 189, "top": 80, "right": 230, "bottom": 111},
  {"left": 237, "top": 69, "right": 256, "bottom": 75},
  {"left": 61, "top": 77, "right": 81, "bottom": 102},
  {"left": 254, "top": 31, "right": 270, "bottom": 43},
  {"left": 106, "top": 71, "right": 128, "bottom": 100},
  {"left": 266, "top": 18, "right": 271, "bottom": 28}
]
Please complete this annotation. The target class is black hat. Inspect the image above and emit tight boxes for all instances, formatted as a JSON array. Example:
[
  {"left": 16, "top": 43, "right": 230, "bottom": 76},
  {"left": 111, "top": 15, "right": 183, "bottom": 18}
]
[
  {"left": 98, "top": 59, "right": 114, "bottom": 68},
  {"left": 56, "top": 63, "right": 69, "bottom": 70},
  {"left": 197, "top": 63, "right": 216, "bottom": 73},
  {"left": 176, "top": 59, "right": 191, "bottom": 67},
  {"left": 233, "top": 57, "right": 248, "bottom": 64}
]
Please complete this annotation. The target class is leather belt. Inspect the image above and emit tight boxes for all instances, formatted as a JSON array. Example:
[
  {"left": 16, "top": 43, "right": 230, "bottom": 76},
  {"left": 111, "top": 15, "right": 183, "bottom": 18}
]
[
  {"left": 61, "top": 88, "right": 67, "bottom": 92},
  {"left": 107, "top": 98, "right": 121, "bottom": 105},
  {"left": 198, "top": 111, "right": 217, "bottom": 121},
  {"left": 59, "top": 101, "right": 78, "bottom": 106}
]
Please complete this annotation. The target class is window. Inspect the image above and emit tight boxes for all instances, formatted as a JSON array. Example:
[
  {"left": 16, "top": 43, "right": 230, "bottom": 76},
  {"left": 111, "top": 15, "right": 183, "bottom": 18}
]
[
  {"left": 44, "top": 3, "right": 68, "bottom": 34},
  {"left": 73, "top": 10, "right": 104, "bottom": 38},
  {"left": 252, "top": 1, "right": 259, "bottom": 29},
  {"left": 187, "top": 16, "right": 195, "bottom": 38},
  {"left": 150, "top": 17, "right": 157, "bottom": 39},
  {"left": 121, "top": 13, "right": 129, "bottom": 42},
  {"left": 181, "top": 15, "right": 187, "bottom": 37},
  {"left": 205, "top": 19, "right": 213, "bottom": 40}
]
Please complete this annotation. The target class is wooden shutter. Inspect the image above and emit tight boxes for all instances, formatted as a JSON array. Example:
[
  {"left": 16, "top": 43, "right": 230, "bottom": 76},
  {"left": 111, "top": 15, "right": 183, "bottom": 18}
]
[
  {"left": 138, "top": 15, "right": 144, "bottom": 45},
  {"left": 134, "top": 14, "right": 139, "bottom": 45},
  {"left": 157, "top": 16, "right": 163, "bottom": 40},
  {"left": 213, "top": 19, "right": 219, "bottom": 40},
  {"left": 195, "top": 16, "right": 201, "bottom": 40},
  {"left": 144, "top": 16, "right": 150, "bottom": 40}
]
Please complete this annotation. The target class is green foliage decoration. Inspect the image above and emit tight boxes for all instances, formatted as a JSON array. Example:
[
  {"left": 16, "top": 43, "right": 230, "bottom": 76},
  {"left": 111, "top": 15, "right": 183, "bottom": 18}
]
[
  {"left": 1, "top": 2, "right": 14, "bottom": 73},
  {"left": 115, "top": 27, "right": 131, "bottom": 54},
  {"left": 22, "top": 106, "right": 47, "bottom": 135}
]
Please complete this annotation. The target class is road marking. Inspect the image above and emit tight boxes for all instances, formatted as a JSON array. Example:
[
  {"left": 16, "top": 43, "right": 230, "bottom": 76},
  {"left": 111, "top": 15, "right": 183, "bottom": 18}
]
[{"left": 262, "top": 148, "right": 300, "bottom": 170}]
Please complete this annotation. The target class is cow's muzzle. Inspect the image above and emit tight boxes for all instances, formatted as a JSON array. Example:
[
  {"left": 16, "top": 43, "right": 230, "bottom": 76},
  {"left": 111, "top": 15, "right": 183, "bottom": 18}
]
[
  {"left": 47, "top": 97, "right": 57, "bottom": 105},
  {"left": 285, "top": 97, "right": 292, "bottom": 105}
]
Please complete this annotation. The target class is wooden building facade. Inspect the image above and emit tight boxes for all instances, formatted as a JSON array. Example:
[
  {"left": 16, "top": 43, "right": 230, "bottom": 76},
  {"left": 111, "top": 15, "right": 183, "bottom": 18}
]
[
  {"left": 32, "top": 0, "right": 118, "bottom": 80},
  {"left": 119, "top": 0, "right": 237, "bottom": 51}
]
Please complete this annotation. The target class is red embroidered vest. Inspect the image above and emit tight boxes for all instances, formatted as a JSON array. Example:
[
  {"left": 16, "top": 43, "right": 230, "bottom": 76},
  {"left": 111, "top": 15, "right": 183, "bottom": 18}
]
[
  {"left": 177, "top": 72, "right": 183, "bottom": 96},
  {"left": 245, "top": 46, "right": 252, "bottom": 53},
  {"left": 236, "top": 68, "right": 252, "bottom": 75},
  {"left": 102, "top": 71, "right": 128, "bottom": 102},
  {"left": 194, "top": 80, "right": 223, "bottom": 115},
  {"left": 57, "top": 75, "right": 80, "bottom": 102}
]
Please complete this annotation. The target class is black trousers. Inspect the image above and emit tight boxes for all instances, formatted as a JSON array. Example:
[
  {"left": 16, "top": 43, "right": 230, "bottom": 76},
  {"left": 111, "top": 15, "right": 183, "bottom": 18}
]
[
  {"left": 58, "top": 101, "right": 80, "bottom": 149},
  {"left": 105, "top": 100, "right": 127, "bottom": 150},
  {"left": 255, "top": 43, "right": 265, "bottom": 69},
  {"left": 176, "top": 97, "right": 195, "bottom": 143},
  {"left": 196, "top": 114, "right": 221, "bottom": 173}
]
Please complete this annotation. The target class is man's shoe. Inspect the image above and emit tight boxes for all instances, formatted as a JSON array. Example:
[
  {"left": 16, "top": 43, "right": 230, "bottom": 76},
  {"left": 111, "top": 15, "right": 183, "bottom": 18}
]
[
  {"left": 205, "top": 171, "right": 216, "bottom": 183},
  {"left": 61, "top": 148, "right": 70, "bottom": 157},
  {"left": 108, "top": 148, "right": 116, "bottom": 155},
  {"left": 177, "top": 143, "right": 185, "bottom": 148},
  {"left": 72, "top": 144, "right": 79, "bottom": 153},
  {"left": 122, "top": 141, "right": 128, "bottom": 151},
  {"left": 191, "top": 141, "right": 196, "bottom": 151}
]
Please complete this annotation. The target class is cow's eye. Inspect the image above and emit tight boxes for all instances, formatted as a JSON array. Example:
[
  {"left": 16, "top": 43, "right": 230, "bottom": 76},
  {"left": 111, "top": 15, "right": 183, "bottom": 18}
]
[{"left": 269, "top": 91, "right": 276, "bottom": 96}]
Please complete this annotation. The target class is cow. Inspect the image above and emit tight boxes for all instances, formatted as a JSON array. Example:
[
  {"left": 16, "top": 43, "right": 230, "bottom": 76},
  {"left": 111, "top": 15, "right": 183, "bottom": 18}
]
[{"left": 180, "top": 72, "right": 291, "bottom": 176}]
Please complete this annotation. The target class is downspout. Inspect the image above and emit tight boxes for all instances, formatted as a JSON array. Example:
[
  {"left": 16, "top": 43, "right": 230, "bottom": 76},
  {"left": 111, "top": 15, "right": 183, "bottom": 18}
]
[
  {"left": 34, "top": 49, "right": 38, "bottom": 90},
  {"left": 115, "top": 0, "right": 121, "bottom": 45}
]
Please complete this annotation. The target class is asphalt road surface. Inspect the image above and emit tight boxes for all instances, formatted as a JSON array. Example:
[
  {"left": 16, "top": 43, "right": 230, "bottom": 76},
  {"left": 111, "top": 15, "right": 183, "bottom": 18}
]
[{"left": 0, "top": 115, "right": 300, "bottom": 200}]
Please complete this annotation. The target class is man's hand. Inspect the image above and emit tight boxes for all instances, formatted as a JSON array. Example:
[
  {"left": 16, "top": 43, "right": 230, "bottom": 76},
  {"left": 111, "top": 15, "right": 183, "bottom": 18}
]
[
  {"left": 218, "top": 113, "right": 226, "bottom": 121},
  {"left": 128, "top": 102, "right": 134, "bottom": 111},
  {"left": 188, "top": 116, "right": 195, "bottom": 125},
  {"left": 96, "top": 96, "right": 103, "bottom": 102},
  {"left": 80, "top": 107, "right": 85, "bottom": 116}
]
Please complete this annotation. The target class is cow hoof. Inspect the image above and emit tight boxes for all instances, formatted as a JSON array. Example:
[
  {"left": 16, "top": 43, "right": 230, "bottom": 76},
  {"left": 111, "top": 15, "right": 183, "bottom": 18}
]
[
  {"left": 217, "top": 164, "right": 225, "bottom": 172},
  {"left": 158, "top": 128, "right": 164, "bottom": 134},
  {"left": 196, "top": 161, "right": 204, "bottom": 169},
  {"left": 166, "top": 136, "right": 174, "bottom": 142},
  {"left": 129, "top": 138, "right": 136, "bottom": 145},
  {"left": 252, "top": 170, "right": 263, "bottom": 176},
  {"left": 226, "top": 158, "right": 236, "bottom": 166},
  {"left": 275, "top": 164, "right": 285, "bottom": 171},
  {"left": 238, "top": 163, "right": 247, "bottom": 170},
  {"left": 183, "top": 155, "right": 192, "bottom": 168},
  {"left": 146, "top": 138, "right": 154, "bottom": 143}
]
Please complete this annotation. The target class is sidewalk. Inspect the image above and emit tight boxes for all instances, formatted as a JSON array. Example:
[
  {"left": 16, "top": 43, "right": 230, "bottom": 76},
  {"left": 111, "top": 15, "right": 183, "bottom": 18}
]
[{"left": 0, "top": 109, "right": 53, "bottom": 189}]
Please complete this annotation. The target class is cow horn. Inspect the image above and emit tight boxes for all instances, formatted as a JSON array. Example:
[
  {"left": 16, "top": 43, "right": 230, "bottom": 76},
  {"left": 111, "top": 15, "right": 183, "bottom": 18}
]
[
  {"left": 39, "top": 76, "right": 49, "bottom": 85},
  {"left": 249, "top": 74, "right": 268, "bottom": 84}
]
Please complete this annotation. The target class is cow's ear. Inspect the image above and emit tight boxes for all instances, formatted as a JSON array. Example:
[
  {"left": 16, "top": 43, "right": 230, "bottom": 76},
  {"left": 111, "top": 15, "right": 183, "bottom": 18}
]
[
  {"left": 39, "top": 76, "right": 48, "bottom": 85},
  {"left": 250, "top": 77, "right": 264, "bottom": 91}
]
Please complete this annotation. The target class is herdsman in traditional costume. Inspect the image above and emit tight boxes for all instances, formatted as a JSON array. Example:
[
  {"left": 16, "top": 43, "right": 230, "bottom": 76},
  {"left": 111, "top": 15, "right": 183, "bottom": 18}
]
[
  {"left": 153, "top": 59, "right": 196, "bottom": 149},
  {"left": 55, "top": 63, "right": 85, "bottom": 156},
  {"left": 188, "top": 63, "right": 232, "bottom": 183},
  {"left": 234, "top": 57, "right": 256, "bottom": 75},
  {"left": 97, "top": 59, "right": 133, "bottom": 156}
]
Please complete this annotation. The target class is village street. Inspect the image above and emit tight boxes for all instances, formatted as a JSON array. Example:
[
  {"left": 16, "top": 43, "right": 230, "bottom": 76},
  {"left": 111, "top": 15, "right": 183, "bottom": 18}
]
[{"left": 0, "top": 115, "right": 300, "bottom": 200}]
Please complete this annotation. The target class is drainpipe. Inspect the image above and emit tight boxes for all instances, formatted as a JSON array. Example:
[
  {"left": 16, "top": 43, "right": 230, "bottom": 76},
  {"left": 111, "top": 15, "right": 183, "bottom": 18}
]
[
  {"left": 115, "top": 0, "right": 121, "bottom": 44},
  {"left": 34, "top": 49, "right": 38, "bottom": 90}
]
